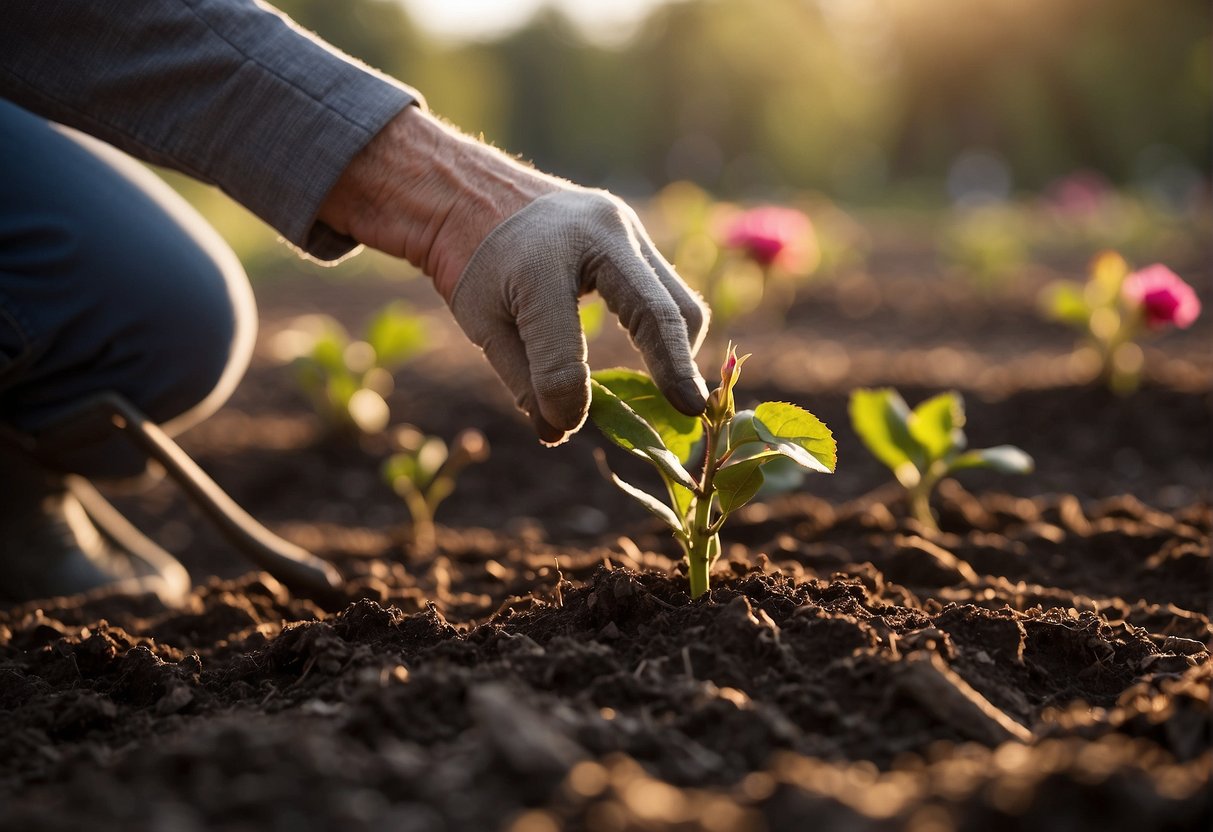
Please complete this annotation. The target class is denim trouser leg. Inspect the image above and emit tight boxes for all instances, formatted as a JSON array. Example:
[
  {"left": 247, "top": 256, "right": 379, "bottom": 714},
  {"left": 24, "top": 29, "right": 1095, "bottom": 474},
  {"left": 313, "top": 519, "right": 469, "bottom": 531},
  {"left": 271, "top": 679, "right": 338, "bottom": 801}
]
[{"left": 0, "top": 100, "right": 257, "bottom": 479}]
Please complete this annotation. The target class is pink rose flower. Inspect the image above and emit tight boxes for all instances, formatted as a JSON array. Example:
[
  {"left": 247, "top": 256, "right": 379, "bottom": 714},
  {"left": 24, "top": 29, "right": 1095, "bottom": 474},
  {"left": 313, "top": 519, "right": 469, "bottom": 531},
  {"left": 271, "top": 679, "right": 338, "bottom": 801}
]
[
  {"left": 724, "top": 206, "right": 812, "bottom": 268},
  {"left": 1122, "top": 265, "right": 1201, "bottom": 329}
]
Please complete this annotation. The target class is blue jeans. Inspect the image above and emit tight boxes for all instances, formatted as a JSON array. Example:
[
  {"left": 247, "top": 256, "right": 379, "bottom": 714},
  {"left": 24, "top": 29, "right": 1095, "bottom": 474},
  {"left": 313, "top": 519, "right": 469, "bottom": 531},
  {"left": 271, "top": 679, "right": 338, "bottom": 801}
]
[{"left": 0, "top": 100, "right": 256, "bottom": 479}]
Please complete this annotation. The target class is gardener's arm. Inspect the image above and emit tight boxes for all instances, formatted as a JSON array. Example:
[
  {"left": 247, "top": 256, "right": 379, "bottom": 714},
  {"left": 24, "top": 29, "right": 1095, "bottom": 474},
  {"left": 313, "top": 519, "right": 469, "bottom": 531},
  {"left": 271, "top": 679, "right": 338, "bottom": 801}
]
[
  {"left": 318, "top": 107, "right": 710, "bottom": 443},
  {"left": 0, "top": 0, "right": 415, "bottom": 261},
  {"left": 1, "top": 0, "right": 708, "bottom": 442}
]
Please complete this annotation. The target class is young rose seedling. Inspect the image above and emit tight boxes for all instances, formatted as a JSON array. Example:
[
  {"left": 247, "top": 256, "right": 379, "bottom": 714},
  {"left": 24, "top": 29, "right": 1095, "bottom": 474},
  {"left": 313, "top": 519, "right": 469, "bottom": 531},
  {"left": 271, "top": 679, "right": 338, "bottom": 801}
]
[
  {"left": 382, "top": 426, "right": 489, "bottom": 554},
  {"left": 272, "top": 301, "right": 427, "bottom": 436},
  {"left": 849, "top": 388, "right": 1033, "bottom": 532},
  {"left": 590, "top": 344, "right": 835, "bottom": 599},
  {"left": 1040, "top": 252, "right": 1201, "bottom": 394}
]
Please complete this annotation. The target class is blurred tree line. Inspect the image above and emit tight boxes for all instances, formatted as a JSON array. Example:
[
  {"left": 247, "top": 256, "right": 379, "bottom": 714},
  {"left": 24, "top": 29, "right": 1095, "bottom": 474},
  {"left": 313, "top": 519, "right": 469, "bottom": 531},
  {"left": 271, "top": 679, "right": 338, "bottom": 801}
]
[{"left": 276, "top": 0, "right": 1209, "bottom": 201}]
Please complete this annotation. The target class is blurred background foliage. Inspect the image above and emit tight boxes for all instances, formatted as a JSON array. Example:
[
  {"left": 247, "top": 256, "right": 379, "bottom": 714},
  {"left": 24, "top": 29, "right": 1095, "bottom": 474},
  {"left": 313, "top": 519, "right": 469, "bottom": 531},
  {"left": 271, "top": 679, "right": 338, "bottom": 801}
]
[{"left": 165, "top": 0, "right": 1210, "bottom": 276}]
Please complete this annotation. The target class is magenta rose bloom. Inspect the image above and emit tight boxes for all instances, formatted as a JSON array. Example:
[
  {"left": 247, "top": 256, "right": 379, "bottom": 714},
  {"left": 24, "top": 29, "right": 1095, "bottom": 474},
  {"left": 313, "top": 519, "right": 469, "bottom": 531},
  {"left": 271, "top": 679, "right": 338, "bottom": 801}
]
[
  {"left": 724, "top": 206, "right": 812, "bottom": 268},
  {"left": 1122, "top": 265, "right": 1201, "bottom": 329}
]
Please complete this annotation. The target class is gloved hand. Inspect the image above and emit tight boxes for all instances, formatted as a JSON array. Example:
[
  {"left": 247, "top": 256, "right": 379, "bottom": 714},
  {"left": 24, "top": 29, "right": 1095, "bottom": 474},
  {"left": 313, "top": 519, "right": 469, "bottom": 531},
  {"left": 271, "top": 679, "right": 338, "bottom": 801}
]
[
  {"left": 451, "top": 189, "right": 708, "bottom": 444},
  {"left": 319, "top": 106, "right": 710, "bottom": 444}
]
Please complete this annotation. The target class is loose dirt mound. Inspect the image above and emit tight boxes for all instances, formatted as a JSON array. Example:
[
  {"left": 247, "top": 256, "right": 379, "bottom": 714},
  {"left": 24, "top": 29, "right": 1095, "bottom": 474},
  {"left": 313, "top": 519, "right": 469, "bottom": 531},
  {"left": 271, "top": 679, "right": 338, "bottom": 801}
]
[
  {"left": 1, "top": 490, "right": 1208, "bottom": 830},
  {"left": 1, "top": 248, "right": 1209, "bottom": 830}
]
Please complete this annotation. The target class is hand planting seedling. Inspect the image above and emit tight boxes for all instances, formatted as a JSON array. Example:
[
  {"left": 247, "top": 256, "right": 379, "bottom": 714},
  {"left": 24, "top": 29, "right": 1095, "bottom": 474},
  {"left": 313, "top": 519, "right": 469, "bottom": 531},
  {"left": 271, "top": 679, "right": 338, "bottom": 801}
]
[
  {"left": 382, "top": 426, "right": 489, "bottom": 554},
  {"left": 849, "top": 388, "right": 1033, "bottom": 532},
  {"left": 590, "top": 344, "right": 835, "bottom": 599},
  {"left": 272, "top": 301, "right": 427, "bottom": 435},
  {"left": 1040, "top": 251, "right": 1201, "bottom": 393}
]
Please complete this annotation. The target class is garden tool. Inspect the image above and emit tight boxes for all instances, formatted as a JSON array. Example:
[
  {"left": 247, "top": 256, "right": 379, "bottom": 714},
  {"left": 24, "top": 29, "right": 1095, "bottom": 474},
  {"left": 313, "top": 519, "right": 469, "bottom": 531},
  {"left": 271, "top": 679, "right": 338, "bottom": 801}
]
[{"left": 10, "top": 392, "right": 342, "bottom": 603}]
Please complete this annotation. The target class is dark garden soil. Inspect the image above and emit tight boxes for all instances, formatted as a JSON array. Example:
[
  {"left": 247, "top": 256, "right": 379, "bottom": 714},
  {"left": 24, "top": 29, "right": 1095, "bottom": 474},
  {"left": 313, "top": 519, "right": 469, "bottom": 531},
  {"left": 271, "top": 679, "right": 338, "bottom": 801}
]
[{"left": 1, "top": 235, "right": 1210, "bottom": 831}]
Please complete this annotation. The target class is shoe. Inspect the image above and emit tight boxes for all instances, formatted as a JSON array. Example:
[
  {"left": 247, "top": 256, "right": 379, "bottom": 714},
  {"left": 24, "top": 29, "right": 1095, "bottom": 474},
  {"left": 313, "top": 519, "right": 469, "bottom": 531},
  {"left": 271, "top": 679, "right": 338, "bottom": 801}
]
[{"left": 0, "top": 442, "right": 190, "bottom": 606}]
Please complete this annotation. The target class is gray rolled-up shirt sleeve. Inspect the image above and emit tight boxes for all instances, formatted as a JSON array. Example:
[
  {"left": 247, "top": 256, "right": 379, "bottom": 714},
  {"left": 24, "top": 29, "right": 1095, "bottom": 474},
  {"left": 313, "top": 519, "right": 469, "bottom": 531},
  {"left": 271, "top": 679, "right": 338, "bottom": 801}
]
[{"left": 0, "top": 0, "right": 423, "bottom": 261}]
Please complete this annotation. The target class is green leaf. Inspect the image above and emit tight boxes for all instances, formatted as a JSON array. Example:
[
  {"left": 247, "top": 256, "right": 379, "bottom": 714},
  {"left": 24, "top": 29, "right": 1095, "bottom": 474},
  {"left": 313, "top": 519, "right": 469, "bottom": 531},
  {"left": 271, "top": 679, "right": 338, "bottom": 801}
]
[
  {"left": 728, "top": 409, "right": 761, "bottom": 450},
  {"left": 589, "top": 380, "right": 698, "bottom": 492},
  {"left": 729, "top": 410, "right": 760, "bottom": 442},
  {"left": 752, "top": 402, "right": 836, "bottom": 473},
  {"left": 665, "top": 476, "right": 695, "bottom": 520},
  {"left": 311, "top": 329, "right": 349, "bottom": 375},
  {"left": 908, "top": 392, "right": 965, "bottom": 461},
  {"left": 715, "top": 452, "right": 779, "bottom": 513},
  {"left": 327, "top": 373, "right": 360, "bottom": 412},
  {"left": 849, "top": 388, "right": 923, "bottom": 486},
  {"left": 750, "top": 454, "right": 807, "bottom": 497},
  {"left": 950, "top": 445, "right": 1034, "bottom": 475},
  {"left": 1040, "top": 281, "right": 1090, "bottom": 328},
  {"left": 365, "top": 302, "right": 427, "bottom": 369},
  {"left": 725, "top": 437, "right": 807, "bottom": 496},
  {"left": 292, "top": 357, "right": 326, "bottom": 396},
  {"left": 591, "top": 370, "right": 703, "bottom": 466},
  {"left": 606, "top": 471, "right": 685, "bottom": 534},
  {"left": 382, "top": 453, "right": 417, "bottom": 487}
]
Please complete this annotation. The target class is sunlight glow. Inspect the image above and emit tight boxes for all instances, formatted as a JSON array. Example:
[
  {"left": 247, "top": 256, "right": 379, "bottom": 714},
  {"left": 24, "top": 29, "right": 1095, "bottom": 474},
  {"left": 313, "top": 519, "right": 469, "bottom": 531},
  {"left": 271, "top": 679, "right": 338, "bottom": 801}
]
[{"left": 398, "top": 0, "right": 675, "bottom": 44}]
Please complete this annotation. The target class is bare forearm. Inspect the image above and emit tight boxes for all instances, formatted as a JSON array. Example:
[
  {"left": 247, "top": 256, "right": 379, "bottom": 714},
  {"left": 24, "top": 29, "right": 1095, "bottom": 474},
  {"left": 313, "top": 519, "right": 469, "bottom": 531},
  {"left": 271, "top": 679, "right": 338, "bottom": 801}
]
[{"left": 318, "top": 107, "right": 560, "bottom": 299}]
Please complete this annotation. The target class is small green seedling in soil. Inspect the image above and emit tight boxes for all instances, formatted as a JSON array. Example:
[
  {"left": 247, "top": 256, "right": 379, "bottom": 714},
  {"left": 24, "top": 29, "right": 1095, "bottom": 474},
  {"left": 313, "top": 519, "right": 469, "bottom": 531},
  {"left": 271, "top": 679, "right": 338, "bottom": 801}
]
[
  {"left": 848, "top": 387, "right": 1033, "bottom": 532},
  {"left": 383, "top": 426, "right": 489, "bottom": 554},
  {"left": 273, "top": 301, "right": 427, "bottom": 436},
  {"left": 590, "top": 344, "right": 835, "bottom": 599}
]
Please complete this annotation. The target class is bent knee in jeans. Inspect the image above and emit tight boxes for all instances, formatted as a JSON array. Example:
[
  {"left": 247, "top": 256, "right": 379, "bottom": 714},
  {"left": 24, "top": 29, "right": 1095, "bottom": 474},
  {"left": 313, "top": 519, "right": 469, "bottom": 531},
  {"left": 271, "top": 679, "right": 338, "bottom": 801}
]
[{"left": 0, "top": 100, "right": 256, "bottom": 479}]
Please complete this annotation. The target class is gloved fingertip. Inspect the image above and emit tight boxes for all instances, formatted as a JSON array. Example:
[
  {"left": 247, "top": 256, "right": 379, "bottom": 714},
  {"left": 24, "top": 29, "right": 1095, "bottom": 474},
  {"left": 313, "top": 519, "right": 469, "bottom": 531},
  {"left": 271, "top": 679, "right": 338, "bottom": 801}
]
[
  {"left": 536, "top": 389, "right": 590, "bottom": 435},
  {"left": 532, "top": 411, "right": 571, "bottom": 446},
  {"left": 668, "top": 376, "right": 710, "bottom": 417}
]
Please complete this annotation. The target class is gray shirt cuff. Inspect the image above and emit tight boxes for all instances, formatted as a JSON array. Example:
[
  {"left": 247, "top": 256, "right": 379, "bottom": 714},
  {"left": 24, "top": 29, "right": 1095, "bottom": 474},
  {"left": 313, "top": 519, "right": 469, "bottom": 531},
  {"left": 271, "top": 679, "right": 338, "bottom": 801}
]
[{"left": 0, "top": 0, "right": 425, "bottom": 261}]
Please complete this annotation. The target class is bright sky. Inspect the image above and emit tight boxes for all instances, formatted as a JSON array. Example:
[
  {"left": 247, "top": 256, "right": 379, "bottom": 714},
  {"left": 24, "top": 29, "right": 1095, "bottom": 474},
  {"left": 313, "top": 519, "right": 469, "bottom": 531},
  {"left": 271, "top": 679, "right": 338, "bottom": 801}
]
[{"left": 399, "top": 0, "right": 675, "bottom": 44}]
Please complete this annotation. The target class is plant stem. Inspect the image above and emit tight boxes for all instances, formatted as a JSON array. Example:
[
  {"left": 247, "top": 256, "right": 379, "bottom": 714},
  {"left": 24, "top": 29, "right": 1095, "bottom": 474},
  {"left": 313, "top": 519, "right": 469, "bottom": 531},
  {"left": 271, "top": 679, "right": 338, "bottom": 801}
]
[
  {"left": 908, "top": 465, "right": 944, "bottom": 533},
  {"left": 687, "top": 489, "right": 714, "bottom": 598},
  {"left": 908, "top": 484, "right": 937, "bottom": 533},
  {"left": 687, "top": 417, "right": 721, "bottom": 599},
  {"left": 398, "top": 483, "right": 436, "bottom": 556}
]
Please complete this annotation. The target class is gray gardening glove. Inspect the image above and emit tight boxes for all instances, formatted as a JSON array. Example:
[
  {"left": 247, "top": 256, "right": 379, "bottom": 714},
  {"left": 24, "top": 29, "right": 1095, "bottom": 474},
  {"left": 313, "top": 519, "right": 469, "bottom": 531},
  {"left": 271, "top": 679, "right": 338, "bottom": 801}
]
[
  {"left": 450, "top": 190, "right": 710, "bottom": 445},
  {"left": 317, "top": 107, "right": 710, "bottom": 443}
]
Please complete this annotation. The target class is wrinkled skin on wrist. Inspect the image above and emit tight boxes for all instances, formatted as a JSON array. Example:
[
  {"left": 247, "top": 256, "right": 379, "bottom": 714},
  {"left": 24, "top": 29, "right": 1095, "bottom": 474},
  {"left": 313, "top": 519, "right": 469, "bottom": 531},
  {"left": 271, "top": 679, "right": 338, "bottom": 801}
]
[
  {"left": 319, "top": 107, "right": 709, "bottom": 444},
  {"left": 319, "top": 107, "right": 558, "bottom": 300}
]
